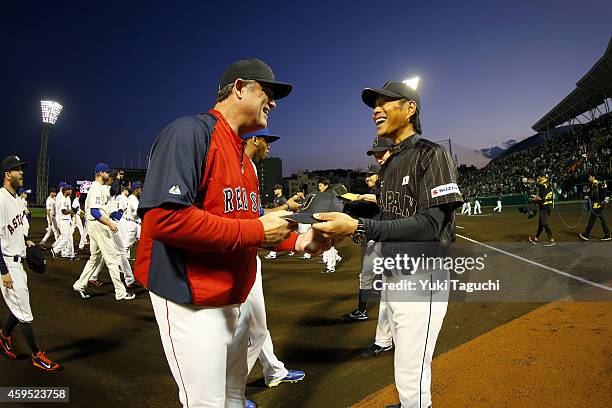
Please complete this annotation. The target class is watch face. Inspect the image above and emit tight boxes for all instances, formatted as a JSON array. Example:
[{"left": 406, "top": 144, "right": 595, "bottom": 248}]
[{"left": 352, "top": 233, "right": 367, "bottom": 244}]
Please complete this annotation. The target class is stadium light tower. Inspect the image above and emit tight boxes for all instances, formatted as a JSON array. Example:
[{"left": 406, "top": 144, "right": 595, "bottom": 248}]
[{"left": 36, "top": 100, "right": 63, "bottom": 206}]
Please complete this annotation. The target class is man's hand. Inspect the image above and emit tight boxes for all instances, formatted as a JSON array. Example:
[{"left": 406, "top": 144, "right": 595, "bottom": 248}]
[
  {"left": 26, "top": 240, "right": 35, "bottom": 248},
  {"left": 311, "top": 212, "right": 359, "bottom": 239},
  {"left": 295, "top": 228, "right": 332, "bottom": 255},
  {"left": 2, "top": 274, "right": 13, "bottom": 289},
  {"left": 259, "top": 210, "right": 296, "bottom": 246},
  {"left": 109, "top": 221, "right": 118, "bottom": 233},
  {"left": 357, "top": 193, "right": 377, "bottom": 203}
]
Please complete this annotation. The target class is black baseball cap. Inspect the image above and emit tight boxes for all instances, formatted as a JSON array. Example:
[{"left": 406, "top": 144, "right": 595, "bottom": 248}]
[
  {"left": 281, "top": 192, "right": 345, "bottom": 224},
  {"left": 362, "top": 163, "right": 381, "bottom": 174},
  {"left": 362, "top": 81, "right": 420, "bottom": 109},
  {"left": 2, "top": 155, "right": 28, "bottom": 173},
  {"left": 273, "top": 184, "right": 283, "bottom": 190},
  {"left": 366, "top": 137, "right": 393, "bottom": 156},
  {"left": 219, "top": 58, "right": 293, "bottom": 100}
]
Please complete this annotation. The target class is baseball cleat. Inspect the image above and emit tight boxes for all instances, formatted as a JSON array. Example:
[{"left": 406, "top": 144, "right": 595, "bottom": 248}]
[
  {"left": 342, "top": 309, "right": 368, "bottom": 322},
  {"left": 298, "top": 255, "right": 311, "bottom": 260},
  {"left": 601, "top": 236, "right": 611, "bottom": 241},
  {"left": 266, "top": 370, "right": 306, "bottom": 387},
  {"left": 528, "top": 236, "right": 538, "bottom": 245},
  {"left": 245, "top": 399, "right": 256, "bottom": 408},
  {"left": 321, "top": 268, "right": 335, "bottom": 274},
  {"left": 88, "top": 279, "right": 104, "bottom": 287},
  {"left": 116, "top": 292, "right": 136, "bottom": 300},
  {"left": 75, "top": 289, "right": 91, "bottom": 299},
  {"left": 0, "top": 330, "right": 16, "bottom": 360},
  {"left": 126, "top": 282, "right": 141, "bottom": 290},
  {"left": 362, "top": 343, "right": 393, "bottom": 358},
  {"left": 31, "top": 351, "right": 62, "bottom": 372},
  {"left": 579, "top": 233, "right": 589, "bottom": 241},
  {"left": 264, "top": 254, "right": 276, "bottom": 260},
  {"left": 543, "top": 240, "right": 556, "bottom": 247},
  {"left": 288, "top": 251, "right": 295, "bottom": 256}
]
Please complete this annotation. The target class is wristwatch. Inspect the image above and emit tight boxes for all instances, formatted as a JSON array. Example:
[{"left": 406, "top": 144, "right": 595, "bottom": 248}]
[{"left": 351, "top": 219, "right": 367, "bottom": 244}]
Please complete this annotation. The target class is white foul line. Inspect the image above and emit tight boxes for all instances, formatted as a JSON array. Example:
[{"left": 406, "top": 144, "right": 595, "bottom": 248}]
[{"left": 456, "top": 234, "right": 612, "bottom": 292}]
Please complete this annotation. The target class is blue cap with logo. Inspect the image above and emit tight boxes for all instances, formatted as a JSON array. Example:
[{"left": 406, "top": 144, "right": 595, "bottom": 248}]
[
  {"left": 132, "top": 181, "right": 142, "bottom": 190},
  {"left": 242, "top": 128, "right": 280, "bottom": 143},
  {"left": 95, "top": 163, "right": 111, "bottom": 173}
]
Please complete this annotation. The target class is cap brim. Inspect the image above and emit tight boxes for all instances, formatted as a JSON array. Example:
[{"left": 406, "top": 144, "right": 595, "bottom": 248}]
[
  {"left": 366, "top": 147, "right": 390, "bottom": 156},
  {"left": 256, "top": 79, "right": 293, "bottom": 100},
  {"left": 362, "top": 88, "right": 404, "bottom": 108},
  {"left": 281, "top": 212, "right": 322, "bottom": 224},
  {"left": 5, "top": 160, "right": 28, "bottom": 172},
  {"left": 264, "top": 135, "right": 280, "bottom": 143}
]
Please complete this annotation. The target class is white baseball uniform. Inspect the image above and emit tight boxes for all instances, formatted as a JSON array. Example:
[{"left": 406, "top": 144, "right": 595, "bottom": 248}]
[
  {"left": 382, "top": 269, "right": 449, "bottom": 408},
  {"left": 52, "top": 194, "right": 75, "bottom": 258},
  {"left": 0, "top": 187, "right": 33, "bottom": 323},
  {"left": 19, "top": 195, "right": 30, "bottom": 237},
  {"left": 40, "top": 195, "right": 59, "bottom": 245},
  {"left": 123, "top": 193, "right": 140, "bottom": 258},
  {"left": 102, "top": 190, "right": 135, "bottom": 286},
  {"left": 360, "top": 241, "right": 392, "bottom": 348},
  {"left": 72, "top": 196, "right": 88, "bottom": 249},
  {"left": 73, "top": 180, "right": 129, "bottom": 299}
]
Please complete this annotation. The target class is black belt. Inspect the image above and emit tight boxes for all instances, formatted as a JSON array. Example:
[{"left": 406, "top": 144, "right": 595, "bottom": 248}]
[{"left": 9, "top": 256, "right": 25, "bottom": 263}]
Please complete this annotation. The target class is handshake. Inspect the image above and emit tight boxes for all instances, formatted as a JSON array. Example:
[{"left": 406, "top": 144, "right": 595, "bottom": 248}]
[{"left": 258, "top": 210, "right": 360, "bottom": 255}]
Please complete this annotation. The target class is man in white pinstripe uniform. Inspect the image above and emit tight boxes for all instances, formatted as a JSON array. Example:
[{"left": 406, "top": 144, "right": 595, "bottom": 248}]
[{"left": 312, "top": 80, "right": 463, "bottom": 408}]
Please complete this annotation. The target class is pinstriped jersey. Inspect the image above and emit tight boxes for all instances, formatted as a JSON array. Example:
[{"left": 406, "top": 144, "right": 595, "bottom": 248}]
[{"left": 378, "top": 135, "right": 463, "bottom": 253}]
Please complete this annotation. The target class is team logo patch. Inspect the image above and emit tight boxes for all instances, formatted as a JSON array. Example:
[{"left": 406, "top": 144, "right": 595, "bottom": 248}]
[
  {"left": 431, "top": 183, "right": 460, "bottom": 198},
  {"left": 168, "top": 185, "right": 182, "bottom": 195}
]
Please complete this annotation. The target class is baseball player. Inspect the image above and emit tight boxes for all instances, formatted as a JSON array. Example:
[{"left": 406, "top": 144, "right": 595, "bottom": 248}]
[
  {"left": 264, "top": 184, "right": 288, "bottom": 260},
  {"left": 317, "top": 179, "right": 343, "bottom": 274},
  {"left": 72, "top": 191, "right": 88, "bottom": 250},
  {"left": 460, "top": 193, "right": 471, "bottom": 215},
  {"left": 493, "top": 194, "right": 503, "bottom": 212},
  {"left": 51, "top": 185, "right": 76, "bottom": 259},
  {"left": 17, "top": 188, "right": 31, "bottom": 237},
  {"left": 135, "top": 58, "right": 329, "bottom": 408},
  {"left": 39, "top": 188, "right": 59, "bottom": 247},
  {"left": 0, "top": 155, "right": 61, "bottom": 371},
  {"left": 472, "top": 194, "right": 482, "bottom": 214},
  {"left": 122, "top": 182, "right": 142, "bottom": 262},
  {"left": 72, "top": 163, "right": 135, "bottom": 300},
  {"left": 312, "top": 80, "right": 463, "bottom": 408},
  {"left": 241, "top": 127, "right": 305, "bottom": 390},
  {"left": 528, "top": 174, "right": 555, "bottom": 246},
  {"left": 579, "top": 174, "right": 610, "bottom": 241},
  {"left": 102, "top": 172, "right": 137, "bottom": 288}
]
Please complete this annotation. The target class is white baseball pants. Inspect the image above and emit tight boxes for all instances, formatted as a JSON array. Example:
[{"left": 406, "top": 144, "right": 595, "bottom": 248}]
[{"left": 150, "top": 291, "right": 248, "bottom": 408}]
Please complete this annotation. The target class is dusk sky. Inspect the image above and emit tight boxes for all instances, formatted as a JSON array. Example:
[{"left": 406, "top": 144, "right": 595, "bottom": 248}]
[{"left": 2, "top": 0, "right": 611, "bottom": 187}]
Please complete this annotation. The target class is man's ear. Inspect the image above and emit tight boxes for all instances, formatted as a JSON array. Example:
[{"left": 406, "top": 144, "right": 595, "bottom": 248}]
[
  {"left": 233, "top": 78, "right": 248, "bottom": 99},
  {"left": 404, "top": 100, "right": 417, "bottom": 118}
]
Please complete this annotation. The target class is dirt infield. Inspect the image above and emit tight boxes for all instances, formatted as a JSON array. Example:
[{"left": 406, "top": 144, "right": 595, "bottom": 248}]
[
  {"left": 1, "top": 203, "right": 610, "bottom": 407},
  {"left": 353, "top": 301, "right": 612, "bottom": 408}
]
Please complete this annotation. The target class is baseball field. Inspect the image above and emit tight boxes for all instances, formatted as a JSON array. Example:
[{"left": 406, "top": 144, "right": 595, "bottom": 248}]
[{"left": 1, "top": 203, "right": 610, "bottom": 407}]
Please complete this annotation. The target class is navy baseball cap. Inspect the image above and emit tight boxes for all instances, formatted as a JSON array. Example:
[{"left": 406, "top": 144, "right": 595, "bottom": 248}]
[
  {"left": 273, "top": 184, "right": 283, "bottom": 190},
  {"left": 362, "top": 81, "right": 420, "bottom": 109},
  {"left": 1, "top": 155, "right": 28, "bottom": 173},
  {"left": 95, "top": 163, "right": 111, "bottom": 173},
  {"left": 367, "top": 137, "right": 393, "bottom": 156},
  {"left": 219, "top": 58, "right": 293, "bottom": 100},
  {"left": 132, "top": 181, "right": 142, "bottom": 189},
  {"left": 242, "top": 128, "right": 280, "bottom": 143},
  {"left": 17, "top": 187, "right": 26, "bottom": 194}
]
